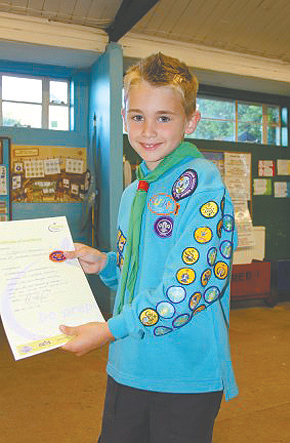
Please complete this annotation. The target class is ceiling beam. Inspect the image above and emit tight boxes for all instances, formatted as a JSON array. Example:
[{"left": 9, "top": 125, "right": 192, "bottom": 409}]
[{"left": 106, "top": 0, "right": 159, "bottom": 42}]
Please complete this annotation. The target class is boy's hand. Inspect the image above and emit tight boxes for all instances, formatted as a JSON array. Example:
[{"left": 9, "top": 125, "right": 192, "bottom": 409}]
[
  {"left": 59, "top": 322, "right": 115, "bottom": 356},
  {"left": 64, "top": 243, "right": 107, "bottom": 274}
]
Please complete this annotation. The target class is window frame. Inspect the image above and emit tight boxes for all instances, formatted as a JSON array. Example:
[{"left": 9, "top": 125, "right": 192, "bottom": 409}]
[{"left": 0, "top": 72, "right": 71, "bottom": 131}]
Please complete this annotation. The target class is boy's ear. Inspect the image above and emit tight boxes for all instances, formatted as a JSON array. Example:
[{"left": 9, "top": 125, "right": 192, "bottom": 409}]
[
  {"left": 121, "top": 108, "right": 128, "bottom": 132},
  {"left": 185, "top": 111, "right": 201, "bottom": 135}
]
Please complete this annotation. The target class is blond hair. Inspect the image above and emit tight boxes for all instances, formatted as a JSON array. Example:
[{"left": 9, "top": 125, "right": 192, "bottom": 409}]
[{"left": 123, "top": 52, "right": 199, "bottom": 117}]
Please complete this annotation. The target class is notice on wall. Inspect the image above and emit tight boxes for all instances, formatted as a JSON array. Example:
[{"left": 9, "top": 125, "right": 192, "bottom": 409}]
[
  {"left": 0, "top": 165, "right": 7, "bottom": 195},
  {"left": 277, "top": 159, "right": 290, "bottom": 176},
  {"left": 253, "top": 178, "right": 272, "bottom": 196},
  {"left": 274, "top": 181, "right": 290, "bottom": 198},
  {"left": 258, "top": 160, "right": 275, "bottom": 177},
  {"left": 0, "top": 216, "right": 104, "bottom": 360}
]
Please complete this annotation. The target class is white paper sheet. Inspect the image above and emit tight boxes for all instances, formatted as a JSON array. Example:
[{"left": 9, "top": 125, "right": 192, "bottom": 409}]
[{"left": 0, "top": 216, "right": 104, "bottom": 360}]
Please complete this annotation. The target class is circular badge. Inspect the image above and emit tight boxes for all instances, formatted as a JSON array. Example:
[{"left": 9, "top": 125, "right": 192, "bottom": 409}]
[
  {"left": 139, "top": 308, "right": 159, "bottom": 326},
  {"left": 200, "top": 201, "right": 219, "bottom": 218},
  {"left": 201, "top": 269, "right": 212, "bottom": 286},
  {"left": 204, "top": 286, "right": 220, "bottom": 303},
  {"left": 192, "top": 305, "right": 206, "bottom": 316},
  {"left": 182, "top": 247, "right": 199, "bottom": 265},
  {"left": 167, "top": 285, "right": 186, "bottom": 303},
  {"left": 172, "top": 169, "right": 198, "bottom": 201},
  {"left": 154, "top": 326, "right": 173, "bottom": 336},
  {"left": 154, "top": 216, "right": 174, "bottom": 238},
  {"left": 176, "top": 268, "right": 196, "bottom": 285},
  {"left": 207, "top": 247, "right": 217, "bottom": 267},
  {"left": 49, "top": 250, "right": 66, "bottom": 262},
  {"left": 194, "top": 227, "right": 212, "bottom": 244},
  {"left": 220, "top": 240, "right": 233, "bottom": 259},
  {"left": 223, "top": 214, "right": 234, "bottom": 232},
  {"left": 156, "top": 301, "right": 175, "bottom": 319},
  {"left": 189, "top": 292, "right": 202, "bottom": 310},
  {"left": 172, "top": 314, "right": 191, "bottom": 328},
  {"left": 216, "top": 219, "right": 223, "bottom": 238},
  {"left": 214, "top": 261, "right": 229, "bottom": 280}
]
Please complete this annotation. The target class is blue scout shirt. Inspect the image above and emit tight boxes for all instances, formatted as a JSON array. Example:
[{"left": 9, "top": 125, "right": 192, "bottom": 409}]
[{"left": 99, "top": 156, "right": 238, "bottom": 401}]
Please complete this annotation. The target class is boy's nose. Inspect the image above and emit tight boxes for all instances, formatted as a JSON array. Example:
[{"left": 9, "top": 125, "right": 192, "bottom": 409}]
[{"left": 142, "top": 120, "right": 157, "bottom": 137}]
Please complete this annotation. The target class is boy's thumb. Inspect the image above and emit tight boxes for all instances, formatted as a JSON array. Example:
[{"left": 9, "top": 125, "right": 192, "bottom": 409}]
[{"left": 59, "top": 325, "right": 77, "bottom": 336}]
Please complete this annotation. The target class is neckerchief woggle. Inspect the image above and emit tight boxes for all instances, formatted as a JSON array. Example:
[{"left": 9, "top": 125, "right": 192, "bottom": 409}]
[{"left": 116, "top": 141, "right": 204, "bottom": 315}]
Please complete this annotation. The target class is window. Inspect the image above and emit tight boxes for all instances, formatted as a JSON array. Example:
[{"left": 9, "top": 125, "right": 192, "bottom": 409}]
[
  {"left": 190, "top": 96, "right": 287, "bottom": 146},
  {"left": 0, "top": 74, "right": 70, "bottom": 130}
]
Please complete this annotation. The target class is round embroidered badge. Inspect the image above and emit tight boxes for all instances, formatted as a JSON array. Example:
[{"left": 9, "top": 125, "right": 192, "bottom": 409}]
[
  {"left": 139, "top": 308, "right": 159, "bottom": 326},
  {"left": 200, "top": 201, "right": 219, "bottom": 218},
  {"left": 176, "top": 268, "right": 196, "bottom": 285},
  {"left": 216, "top": 219, "right": 223, "bottom": 238},
  {"left": 214, "top": 261, "right": 229, "bottom": 279},
  {"left": 172, "top": 169, "right": 198, "bottom": 201},
  {"left": 204, "top": 286, "right": 220, "bottom": 303},
  {"left": 189, "top": 292, "right": 202, "bottom": 310},
  {"left": 154, "top": 216, "right": 174, "bottom": 238},
  {"left": 223, "top": 214, "right": 234, "bottom": 232},
  {"left": 172, "top": 314, "right": 191, "bottom": 328},
  {"left": 201, "top": 269, "right": 212, "bottom": 286},
  {"left": 49, "top": 250, "right": 66, "bottom": 262},
  {"left": 154, "top": 326, "right": 173, "bottom": 336},
  {"left": 182, "top": 247, "right": 199, "bottom": 265},
  {"left": 194, "top": 227, "right": 212, "bottom": 244},
  {"left": 156, "top": 301, "right": 175, "bottom": 319},
  {"left": 220, "top": 240, "right": 233, "bottom": 259},
  {"left": 207, "top": 247, "right": 217, "bottom": 267},
  {"left": 166, "top": 285, "right": 186, "bottom": 303}
]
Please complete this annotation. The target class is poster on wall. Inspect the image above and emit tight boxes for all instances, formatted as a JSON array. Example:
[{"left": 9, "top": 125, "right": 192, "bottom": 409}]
[{"left": 11, "top": 146, "right": 87, "bottom": 203}]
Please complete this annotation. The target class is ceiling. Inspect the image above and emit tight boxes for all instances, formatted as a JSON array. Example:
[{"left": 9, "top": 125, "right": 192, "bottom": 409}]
[{"left": 0, "top": 0, "right": 290, "bottom": 95}]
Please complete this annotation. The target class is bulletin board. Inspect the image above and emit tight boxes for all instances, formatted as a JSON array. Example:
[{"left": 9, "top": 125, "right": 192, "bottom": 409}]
[
  {"left": 10, "top": 145, "right": 89, "bottom": 203},
  {"left": 0, "top": 137, "right": 12, "bottom": 221}
]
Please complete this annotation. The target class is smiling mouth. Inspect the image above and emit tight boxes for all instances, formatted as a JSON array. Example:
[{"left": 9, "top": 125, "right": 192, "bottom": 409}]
[{"left": 141, "top": 143, "right": 161, "bottom": 150}]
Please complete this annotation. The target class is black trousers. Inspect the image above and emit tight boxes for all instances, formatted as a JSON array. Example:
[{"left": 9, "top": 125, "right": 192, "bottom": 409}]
[{"left": 98, "top": 376, "right": 223, "bottom": 443}]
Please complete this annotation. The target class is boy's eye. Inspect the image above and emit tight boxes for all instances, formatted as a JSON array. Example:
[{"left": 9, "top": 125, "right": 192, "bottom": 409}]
[
  {"left": 159, "top": 116, "right": 171, "bottom": 122},
  {"left": 132, "top": 115, "right": 143, "bottom": 122}
]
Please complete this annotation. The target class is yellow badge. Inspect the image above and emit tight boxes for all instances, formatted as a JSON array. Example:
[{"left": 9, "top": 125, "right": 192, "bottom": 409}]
[
  {"left": 194, "top": 227, "right": 212, "bottom": 244},
  {"left": 189, "top": 292, "right": 202, "bottom": 310},
  {"left": 176, "top": 268, "right": 196, "bottom": 285},
  {"left": 139, "top": 308, "right": 159, "bottom": 326},
  {"left": 201, "top": 269, "right": 212, "bottom": 286},
  {"left": 200, "top": 201, "right": 218, "bottom": 218},
  {"left": 182, "top": 247, "right": 199, "bottom": 265},
  {"left": 214, "top": 261, "right": 229, "bottom": 279}
]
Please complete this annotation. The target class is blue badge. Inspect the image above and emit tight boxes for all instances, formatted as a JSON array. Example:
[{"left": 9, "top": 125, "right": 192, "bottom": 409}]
[
  {"left": 156, "top": 301, "right": 175, "bottom": 319},
  {"left": 166, "top": 285, "right": 186, "bottom": 303}
]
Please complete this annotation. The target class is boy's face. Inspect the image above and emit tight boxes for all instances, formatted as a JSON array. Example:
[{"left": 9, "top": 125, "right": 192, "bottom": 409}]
[{"left": 123, "top": 80, "right": 200, "bottom": 170}]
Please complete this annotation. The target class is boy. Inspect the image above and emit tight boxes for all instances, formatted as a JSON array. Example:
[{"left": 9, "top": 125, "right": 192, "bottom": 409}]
[{"left": 60, "top": 53, "right": 238, "bottom": 443}]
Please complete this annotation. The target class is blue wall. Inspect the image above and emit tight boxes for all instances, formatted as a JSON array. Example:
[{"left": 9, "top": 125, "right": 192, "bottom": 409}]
[
  {"left": 87, "top": 43, "right": 123, "bottom": 315},
  {"left": 0, "top": 60, "right": 91, "bottom": 243}
]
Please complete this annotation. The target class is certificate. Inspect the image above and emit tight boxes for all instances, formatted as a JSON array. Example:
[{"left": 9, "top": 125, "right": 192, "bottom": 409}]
[{"left": 0, "top": 216, "right": 104, "bottom": 360}]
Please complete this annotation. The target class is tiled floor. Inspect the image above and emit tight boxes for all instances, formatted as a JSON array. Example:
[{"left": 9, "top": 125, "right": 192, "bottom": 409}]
[{"left": 1, "top": 301, "right": 290, "bottom": 442}]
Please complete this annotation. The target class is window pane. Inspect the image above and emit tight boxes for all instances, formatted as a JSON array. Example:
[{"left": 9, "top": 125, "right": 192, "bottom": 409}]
[
  {"left": 3, "top": 102, "right": 42, "bottom": 128},
  {"left": 49, "top": 106, "right": 69, "bottom": 130},
  {"left": 267, "top": 126, "right": 280, "bottom": 145},
  {"left": 50, "top": 81, "right": 68, "bottom": 104},
  {"left": 267, "top": 106, "right": 279, "bottom": 124},
  {"left": 238, "top": 123, "right": 262, "bottom": 143},
  {"left": 192, "top": 119, "right": 235, "bottom": 141},
  {"left": 238, "top": 103, "right": 262, "bottom": 123},
  {"left": 197, "top": 97, "right": 235, "bottom": 120},
  {"left": 2, "top": 76, "right": 42, "bottom": 103}
]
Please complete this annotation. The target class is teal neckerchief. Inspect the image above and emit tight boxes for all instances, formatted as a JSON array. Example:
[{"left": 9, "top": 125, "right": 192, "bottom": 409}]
[{"left": 116, "top": 141, "right": 204, "bottom": 315}]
